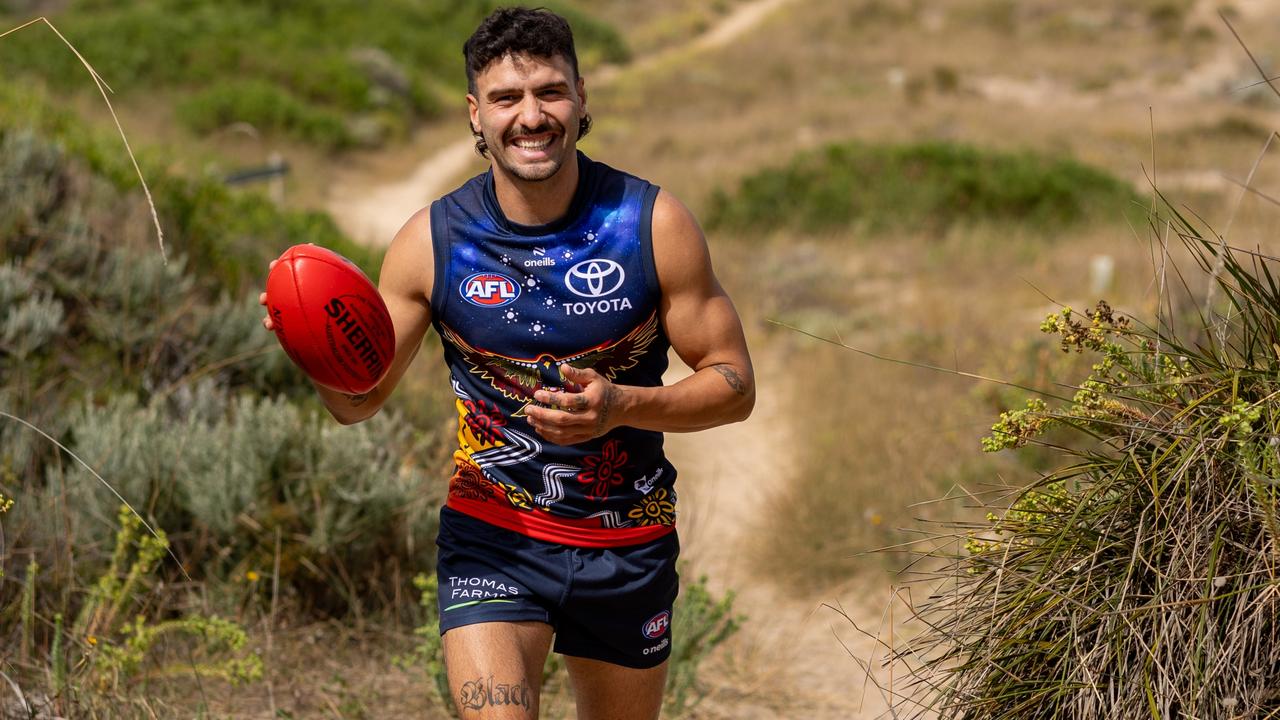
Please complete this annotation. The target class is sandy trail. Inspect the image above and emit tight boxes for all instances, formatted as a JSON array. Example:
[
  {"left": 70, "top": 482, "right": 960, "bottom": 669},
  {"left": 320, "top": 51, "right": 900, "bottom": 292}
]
[
  {"left": 324, "top": 0, "right": 797, "bottom": 247},
  {"left": 663, "top": 344, "right": 895, "bottom": 720}
]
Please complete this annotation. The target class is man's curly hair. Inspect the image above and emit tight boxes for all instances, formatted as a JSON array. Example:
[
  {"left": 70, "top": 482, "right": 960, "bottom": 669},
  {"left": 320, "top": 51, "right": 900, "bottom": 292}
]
[{"left": 463, "top": 7, "right": 592, "bottom": 157}]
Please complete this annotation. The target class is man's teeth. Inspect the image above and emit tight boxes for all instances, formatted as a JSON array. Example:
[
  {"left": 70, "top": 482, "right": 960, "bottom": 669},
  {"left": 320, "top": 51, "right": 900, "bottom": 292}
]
[{"left": 513, "top": 136, "right": 552, "bottom": 150}]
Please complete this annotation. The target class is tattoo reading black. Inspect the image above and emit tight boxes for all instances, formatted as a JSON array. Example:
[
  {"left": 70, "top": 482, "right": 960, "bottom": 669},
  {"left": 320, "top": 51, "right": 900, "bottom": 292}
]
[
  {"left": 345, "top": 392, "right": 370, "bottom": 406},
  {"left": 459, "top": 679, "right": 486, "bottom": 710},
  {"left": 459, "top": 676, "right": 532, "bottom": 712},
  {"left": 712, "top": 365, "right": 748, "bottom": 396},
  {"left": 597, "top": 384, "right": 622, "bottom": 434}
]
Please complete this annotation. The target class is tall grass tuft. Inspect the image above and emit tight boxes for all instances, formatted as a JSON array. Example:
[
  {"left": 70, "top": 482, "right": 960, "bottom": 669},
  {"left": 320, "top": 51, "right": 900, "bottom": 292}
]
[{"left": 887, "top": 200, "right": 1280, "bottom": 717}]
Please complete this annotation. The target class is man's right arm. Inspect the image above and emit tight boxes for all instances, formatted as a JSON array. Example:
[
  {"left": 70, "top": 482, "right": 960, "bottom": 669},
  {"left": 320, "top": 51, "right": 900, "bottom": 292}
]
[{"left": 260, "top": 207, "right": 435, "bottom": 425}]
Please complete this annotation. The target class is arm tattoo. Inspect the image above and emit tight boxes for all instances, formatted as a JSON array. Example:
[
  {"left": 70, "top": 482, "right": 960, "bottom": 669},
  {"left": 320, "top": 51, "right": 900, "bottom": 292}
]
[
  {"left": 597, "top": 384, "right": 622, "bottom": 434},
  {"left": 344, "top": 392, "right": 370, "bottom": 406},
  {"left": 711, "top": 364, "right": 748, "bottom": 396}
]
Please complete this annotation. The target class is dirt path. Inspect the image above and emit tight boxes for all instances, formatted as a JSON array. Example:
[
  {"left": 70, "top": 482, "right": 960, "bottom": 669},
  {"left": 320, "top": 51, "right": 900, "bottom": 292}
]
[
  {"left": 324, "top": 0, "right": 797, "bottom": 247},
  {"left": 662, "top": 344, "right": 895, "bottom": 720}
]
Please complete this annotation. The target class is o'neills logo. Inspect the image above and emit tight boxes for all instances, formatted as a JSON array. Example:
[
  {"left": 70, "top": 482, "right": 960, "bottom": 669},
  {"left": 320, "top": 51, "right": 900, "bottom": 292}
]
[
  {"left": 325, "top": 297, "right": 386, "bottom": 379},
  {"left": 461, "top": 272, "right": 520, "bottom": 308}
]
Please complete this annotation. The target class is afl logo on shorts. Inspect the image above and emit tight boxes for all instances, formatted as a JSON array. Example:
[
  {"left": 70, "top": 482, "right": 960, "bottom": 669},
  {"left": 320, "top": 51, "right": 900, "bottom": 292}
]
[
  {"left": 461, "top": 272, "right": 520, "bottom": 308},
  {"left": 642, "top": 610, "right": 671, "bottom": 639}
]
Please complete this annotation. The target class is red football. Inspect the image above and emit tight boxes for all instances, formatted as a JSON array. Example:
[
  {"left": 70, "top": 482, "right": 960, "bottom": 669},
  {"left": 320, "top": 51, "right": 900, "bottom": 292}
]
[{"left": 265, "top": 244, "right": 395, "bottom": 394}]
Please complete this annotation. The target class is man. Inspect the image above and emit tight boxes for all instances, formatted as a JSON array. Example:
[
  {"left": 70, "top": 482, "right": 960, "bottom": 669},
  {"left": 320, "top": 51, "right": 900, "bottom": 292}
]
[{"left": 263, "top": 7, "right": 753, "bottom": 718}]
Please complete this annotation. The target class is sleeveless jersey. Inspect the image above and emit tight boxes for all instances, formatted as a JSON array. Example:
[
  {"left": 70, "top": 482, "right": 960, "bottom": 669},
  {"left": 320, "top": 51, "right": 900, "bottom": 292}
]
[{"left": 429, "top": 152, "right": 677, "bottom": 548}]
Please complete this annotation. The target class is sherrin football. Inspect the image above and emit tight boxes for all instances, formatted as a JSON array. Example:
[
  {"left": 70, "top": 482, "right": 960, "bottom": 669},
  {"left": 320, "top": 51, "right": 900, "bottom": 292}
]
[{"left": 265, "top": 244, "right": 395, "bottom": 394}]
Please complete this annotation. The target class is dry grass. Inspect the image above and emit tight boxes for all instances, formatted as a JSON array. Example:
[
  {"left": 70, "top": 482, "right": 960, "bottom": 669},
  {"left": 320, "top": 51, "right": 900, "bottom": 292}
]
[
  {"left": 133, "top": 620, "right": 443, "bottom": 719},
  {"left": 586, "top": 0, "right": 1280, "bottom": 217}
]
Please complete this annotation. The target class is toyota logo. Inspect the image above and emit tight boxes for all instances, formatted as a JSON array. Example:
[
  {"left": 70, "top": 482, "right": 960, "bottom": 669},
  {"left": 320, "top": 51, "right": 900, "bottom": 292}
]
[{"left": 565, "top": 259, "right": 625, "bottom": 298}]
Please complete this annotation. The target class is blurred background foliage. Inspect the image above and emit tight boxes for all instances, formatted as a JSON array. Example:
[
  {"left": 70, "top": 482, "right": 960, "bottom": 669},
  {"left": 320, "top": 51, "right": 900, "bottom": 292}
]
[
  {"left": 3, "top": 0, "right": 1280, "bottom": 716},
  {"left": 0, "top": 0, "right": 629, "bottom": 150}
]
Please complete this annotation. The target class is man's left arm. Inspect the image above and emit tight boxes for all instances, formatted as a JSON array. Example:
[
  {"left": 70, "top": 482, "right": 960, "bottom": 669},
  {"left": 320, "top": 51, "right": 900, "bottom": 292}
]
[{"left": 525, "top": 190, "right": 754, "bottom": 444}]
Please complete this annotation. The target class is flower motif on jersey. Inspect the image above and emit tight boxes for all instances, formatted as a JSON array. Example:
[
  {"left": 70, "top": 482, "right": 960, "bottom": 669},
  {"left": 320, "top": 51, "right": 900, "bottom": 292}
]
[
  {"left": 577, "top": 439, "right": 629, "bottom": 501},
  {"left": 450, "top": 460, "right": 493, "bottom": 502},
  {"left": 504, "top": 484, "right": 535, "bottom": 511},
  {"left": 462, "top": 398, "right": 507, "bottom": 445},
  {"left": 627, "top": 488, "right": 675, "bottom": 527}
]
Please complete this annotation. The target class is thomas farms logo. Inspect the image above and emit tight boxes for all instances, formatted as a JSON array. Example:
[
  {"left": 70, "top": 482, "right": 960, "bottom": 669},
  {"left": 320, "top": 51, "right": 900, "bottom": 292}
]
[
  {"left": 461, "top": 272, "right": 520, "bottom": 308},
  {"left": 641, "top": 610, "right": 670, "bottom": 640}
]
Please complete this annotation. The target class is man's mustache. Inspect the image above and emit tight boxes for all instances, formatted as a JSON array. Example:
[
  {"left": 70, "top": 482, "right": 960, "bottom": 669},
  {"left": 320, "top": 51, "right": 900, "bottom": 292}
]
[{"left": 505, "top": 122, "right": 560, "bottom": 141}]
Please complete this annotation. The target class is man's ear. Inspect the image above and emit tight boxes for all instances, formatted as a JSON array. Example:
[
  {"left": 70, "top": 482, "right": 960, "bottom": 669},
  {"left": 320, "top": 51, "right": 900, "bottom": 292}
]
[
  {"left": 577, "top": 77, "right": 587, "bottom": 115},
  {"left": 467, "top": 93, "right": 480, "bottom": 134}
]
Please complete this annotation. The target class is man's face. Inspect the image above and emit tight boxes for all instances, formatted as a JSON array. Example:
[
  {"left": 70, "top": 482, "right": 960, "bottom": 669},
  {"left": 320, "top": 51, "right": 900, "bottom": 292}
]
[{"left": 468, "top": 52, "right": 587, "bottom": 183}]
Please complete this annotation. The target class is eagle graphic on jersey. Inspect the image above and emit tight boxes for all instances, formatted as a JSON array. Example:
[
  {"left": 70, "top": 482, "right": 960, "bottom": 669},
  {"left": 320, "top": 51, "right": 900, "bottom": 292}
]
[{"left": 439, "top": 311, "right": 661, "bottom": 415}]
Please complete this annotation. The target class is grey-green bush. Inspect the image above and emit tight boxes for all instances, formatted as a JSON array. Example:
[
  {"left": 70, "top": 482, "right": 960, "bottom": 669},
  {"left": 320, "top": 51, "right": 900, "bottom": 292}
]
[{"left": 0, "top": 118, "right": 447, "bottom": 621}]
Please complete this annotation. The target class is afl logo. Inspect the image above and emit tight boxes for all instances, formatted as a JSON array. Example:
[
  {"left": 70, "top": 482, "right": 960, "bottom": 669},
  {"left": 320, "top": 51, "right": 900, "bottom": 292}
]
[
  {"left": 461, "top": 272, "right": 520, "bottom": 308},
  {"left": 565, "top": 259, "right": 625, "bottom": 298},
  {"left": 641, "top": 610, "right": 670, "bottom": 640}
]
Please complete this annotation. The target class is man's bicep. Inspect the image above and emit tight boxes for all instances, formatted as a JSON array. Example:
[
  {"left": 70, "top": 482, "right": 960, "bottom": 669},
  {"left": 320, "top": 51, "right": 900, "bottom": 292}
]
[
  {"left": 663, "top": 285, "right": 750, "bottom": 374},
  {"left": 652, "top": 192, "right": 752, "bottom": 376}
]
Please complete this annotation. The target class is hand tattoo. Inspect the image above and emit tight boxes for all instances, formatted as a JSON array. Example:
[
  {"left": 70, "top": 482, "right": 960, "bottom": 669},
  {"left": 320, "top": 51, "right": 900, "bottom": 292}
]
[
  {"left": 344, "top": 392, "right": 370, "bottom": 406},
  {"left": 574, "top": 394, "right": 589, "bottom": 412},
  {"left": 597, "top": 384, "right": 622, "bottom": 434},
  {"left": 711, "top": 364, "right": 748, "bottom": 396}
]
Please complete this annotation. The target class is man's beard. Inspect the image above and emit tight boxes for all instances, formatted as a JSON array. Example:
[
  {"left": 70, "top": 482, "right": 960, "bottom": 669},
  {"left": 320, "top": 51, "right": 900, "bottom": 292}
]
[{"left": 493, "top": 121, "right": 573, "bottom": 182}]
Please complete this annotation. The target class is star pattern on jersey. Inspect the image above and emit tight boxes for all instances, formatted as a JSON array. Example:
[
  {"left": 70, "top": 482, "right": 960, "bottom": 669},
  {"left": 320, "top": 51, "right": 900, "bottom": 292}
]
[{"left": 438, "top": 311, "right": 661, "bottom": 416}]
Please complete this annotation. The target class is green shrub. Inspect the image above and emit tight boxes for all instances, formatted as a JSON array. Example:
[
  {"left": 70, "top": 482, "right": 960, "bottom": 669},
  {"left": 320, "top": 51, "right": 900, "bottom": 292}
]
[
  {"left": 0, "top": 0, "right": 628, "bottom": 147},
  {"left": 23, "top": 380, "right": 440, "bottom": 616},
  {"left": 664, "top": 571, "right": 742, "bottom": 716},
  {"left": 12, "top": 505, "right": 262, "bottom": 714},
  {"left": 889, "top": 205, "right": 1280, "bottom": 717},
  {"left": 706, "top": 141, "right": 1144, "bottom": 236},
  {"left": 0, "top": 92, "right": 380, "bottom": 291},
  {"left": 177, "top": 80, "right": 353, "bottom": 151}
]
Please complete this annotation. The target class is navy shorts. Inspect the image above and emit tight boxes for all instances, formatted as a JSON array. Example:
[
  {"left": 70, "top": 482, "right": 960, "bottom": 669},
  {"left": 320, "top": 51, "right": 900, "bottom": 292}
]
[{"left": 435, "top": 506, "right": 679, "bottom": 669}]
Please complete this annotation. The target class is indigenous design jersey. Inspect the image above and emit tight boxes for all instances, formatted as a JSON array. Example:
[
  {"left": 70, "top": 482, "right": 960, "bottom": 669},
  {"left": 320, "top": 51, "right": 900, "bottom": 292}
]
[{"left": 430, "top": 152, "right": 676, "bottom": 548}]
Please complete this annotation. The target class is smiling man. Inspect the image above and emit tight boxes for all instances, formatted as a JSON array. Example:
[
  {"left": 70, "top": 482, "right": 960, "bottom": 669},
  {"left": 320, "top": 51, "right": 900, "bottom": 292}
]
[{"left": 265, "top": 7, "right": 753, "bottom": 718}]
